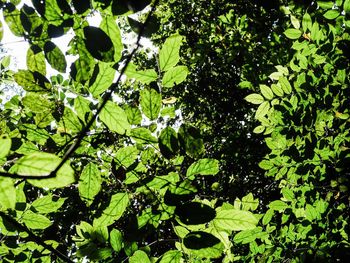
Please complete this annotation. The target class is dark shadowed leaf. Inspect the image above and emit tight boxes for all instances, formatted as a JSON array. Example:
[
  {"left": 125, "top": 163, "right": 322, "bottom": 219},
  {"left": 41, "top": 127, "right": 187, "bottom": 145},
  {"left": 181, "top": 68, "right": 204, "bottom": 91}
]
[{"left": 84, "top": 26, "right": 115, "bottom": 62}]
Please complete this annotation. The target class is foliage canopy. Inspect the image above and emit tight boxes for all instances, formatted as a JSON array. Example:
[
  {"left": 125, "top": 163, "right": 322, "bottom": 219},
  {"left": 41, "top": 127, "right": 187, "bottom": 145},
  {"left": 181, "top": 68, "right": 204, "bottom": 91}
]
[{"left": 0, "top": 0, "right": 350, "bottom": 262}]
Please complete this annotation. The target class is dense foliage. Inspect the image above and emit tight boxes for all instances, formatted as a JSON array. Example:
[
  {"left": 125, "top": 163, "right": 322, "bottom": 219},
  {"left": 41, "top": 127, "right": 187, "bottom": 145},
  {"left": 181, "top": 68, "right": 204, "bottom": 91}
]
[{"left": 0, "top": 0, "right": 349, "bottom": 262}]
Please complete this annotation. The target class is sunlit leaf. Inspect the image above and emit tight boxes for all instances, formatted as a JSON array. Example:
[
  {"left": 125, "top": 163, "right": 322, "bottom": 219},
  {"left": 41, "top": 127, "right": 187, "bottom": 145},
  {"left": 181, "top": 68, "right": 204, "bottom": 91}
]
[
  {"left": 79, "top": 163, "right": 102, "bottom": 206},
  {"left": 0, "top": 177, "right": 16, "bottom": 210},
  {"left": 0, "top": 135, "right": 11, "bottom": 159},
  {"left": 31, "top": 195, "right": 67, "bottom": 213},
  {"left": 213, "top": 209, "right": 258, "bottom": 231},
  {"left": 44, "top": 41, "right": 67, "bottom": 73},
  {"left": 93, "top": 192, "right": 129, "bottom": 226},
  {"left": 110, "top": 229, "right": 123, "bottom": 252},
  {"left": 27, "top": 45, "right": 46, "bottom": 75},
  {"left": 244, "top": 93, "right": 264, "bottom": 104},
  {"left": 125, "top": 63, "right": 158, "bottom": 84},
  {"left": 89, "top": 63, "right": 115, "bottom": 97},
  {"left": 130, "top": 127, "right": 158, "bottom": 144},
  {"left": 9, "top": 152, "right": 75, "bottom": 189},
  {"left": 99, "top": 101, "right": 130, "bottom": 135},
  {"left": 162, "top": 66, "right": 188, "bottom": 88},
  {"left": 100, "top": 16, "right": 123, "bottom": 62},
  {"left": 186, "top": 159, "right": 219, "bottom": 179},
  {"left": 159, "top": 34, "right": 183, "bottom": 71},
  {"left": 130, "top": 250, "right": 151, "bottom": 263},
  {"left": 140, "top": 88, "right": 162, "bottom": 120},
  {"left": 21, "top": 211, "right": 52, "bottom": 229},
  {"left": 284, "top": 28, "right": 302, "bottom": 39}
]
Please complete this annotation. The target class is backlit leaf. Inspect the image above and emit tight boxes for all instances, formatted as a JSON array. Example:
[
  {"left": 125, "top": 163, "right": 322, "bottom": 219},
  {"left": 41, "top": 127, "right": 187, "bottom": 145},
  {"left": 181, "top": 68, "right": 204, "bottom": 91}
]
[
  {"left": 0, "top": 135, "right": 11, "bottom": 159},
  {"left": 244, "top": 93, "right": 264, "bottom": 104},
  {"left": 130, "top": 127, "right": 158, "bottom": 144},
  {"left": 269, "top": 200, "right": 288, "bottom": 211},
  {"left": 260, "top": 85, "right": 274, "bottom": 100},
  {"left": 10, "top": 152, "right": 75, "bottom": 189},
  {"left": 110, "top": 229, "right": 123, "bottom": 252},
  {"left": 93, "top": 192, "right": 129, "bottom": 226},
  {"left": 284, "top": 28, "right": 302, "bottom": 39},
  {"left": 162, "top": 66, "right": 188, "bottom": 88},
  {"left": 44, "top": 41, "right": 67, "bottom": 73},
  {"left": 159, "top": 34, "right": 183, "bottom": 71},
  {"left": 125, "top": 63, "right": 158, "bottom": 84},
  {"left": 323, "top": 10, "right": 339, "bottom": 20},
  {"left": 27, "top": 45, "right": 46, "bottom": 75},
  {"left": 213, "top": 209, "right": 258, "bottom": 231},
  {"left": 159, "top": 250, "right": 182, "bottom": 263},
  {"left": 0, "top": 177, "right": 16, "bottom": 210},
  {"left": 130, "top": 250, "right": 151, "bottom": 263},
  {"left": 186, "top": 159, "right": 219, "bottom": 179},
  {"left": 99, "top": 101, "right": 130, "bottom": 135},
  {"left": 79, "top": 163, "right": 102, "bottom": 206},
  {"left": 31, "top": 195, "right": 66, "bottom": 214},
  {"left": 21, "top": 211, "right": 52, "bottom": 229},
  {"left": 140, "top": 88, "right": 162, "bottom": 120},
  {"left": 89, "top": 63, "right": 115, "bottom": 97},
  {"left": 100, "top": 16, "right": 123, "bottom": 62}
]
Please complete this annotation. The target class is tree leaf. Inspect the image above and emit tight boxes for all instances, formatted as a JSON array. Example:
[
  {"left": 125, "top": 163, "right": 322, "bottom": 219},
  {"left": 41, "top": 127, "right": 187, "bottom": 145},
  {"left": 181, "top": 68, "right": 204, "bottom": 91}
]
[
  {"left": 213, "top": 209, "right": 258, "bottom": 231},
  {"left": 244, "top": 93, "right": 264, "bottom": 104},
  {"left": 279, "top": 77, "right": 292, "bottom": 94},
  {"left": 21, "top": 211, "right": 52, "bottom": 229},
  {"left": 27, "top": 45, "right": 46, "bottom": 75},
  {"left": 0, "top": 177, "right": 16, "bottom": 210},
  {"left": 84, "top": 26, "right": 115, "bottom": 62},
  {"left": 125, "top": 105, "right": 142, "bottom": 125},
  {"left": 323, "top": 10, "right": 339, "bottom": 20},
  {"left": 31, "top": 195, "right": 67, "bottom": 213},
  {"left": 159, "top": 250, "right": 182, "bottom": 263},
  {"left": 4, "top": 6, "right": 24, "bottom": 37},
  {"left": 140, "top": 88, "right": 162, "bottom": 120},
  {"left": 115, "top": 146, "right": 139, "bottom": 168},
  {"left": 14, "top": 70, "right": 50, "bottom": 92},
  {"left": 130, "top": 127, "right": 158, "bottom": 144},
  {"left": 9, "top": 152, "right": 75, "bottom": 189},
  {"left": 281, "top": 188, "right": 295, "bottom": 201},
  {"left": 271, "top": 83, "right": 284, "bottom": 97},
  {"left": 99, "top": 101, "right": 130, "bottom": 135},
  {"left": 269, "top": 200, "right": 288, "bottom": 211},
  {"left": 130, "top": 250, "right": 151, "bottom": 263},
  {"left": 100, "top": 16, "right": 123, "bottom": 62},
  {"left": 79, "top": 163, "right": 102, "bottom": 206},
  {"left": 110, "top": 229, "right": 123, "bottom": 252},
  {"left": 159, "top": 34, "right": 183, "bottom": 71},
  {"left": 284, "top": 28, "right": 302, "bottom": 39},
  {"left": 158, "top": 127, "right": 179, "bottom": 158},
  {"left": 89, "top": 63, "right": 115, "bottom": 97},
  {"left": 186, "top": 159, "right": 219, "bottom": 179},
  {"left": 162, "top": 66, "right": 188, "bottom": 88},
  {"left": 44, "top": 41, "right": 67, "bottom": 73},
  {"left": 0, "top": 135, "right": 11, "bottom": 159},
  {"left": 93, "top": 192, "right": 129, "bottom": 226},
  {"left": 125, "top": 63, "right": 158, "bottom": 84},
  {"left": 259, "top": 85, "right": 274, "bottom": 100},
  {"left": 255, "top": 101, "right": 270, "bottom": 119},
  {"left": 345, "top": 0, "right": 350, "bottom": 13}
]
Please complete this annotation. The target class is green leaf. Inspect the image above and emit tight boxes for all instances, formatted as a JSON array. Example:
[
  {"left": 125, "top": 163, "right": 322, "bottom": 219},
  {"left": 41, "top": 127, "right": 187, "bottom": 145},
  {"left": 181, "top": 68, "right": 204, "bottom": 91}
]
[
  {"left": 323, "top": 10, "right": 340, "bottom": 19},
  {"left": 130, "top": 127, "right": 158, "bottom": 144},
  {"left": 262, "top": 209, "right": 274, "bottom": 225},
  {"left": 10, "top": 152, "right": 75, "bottom": 189},
  {"left": 84, "top": 26, "right": 115, "bottom": 62},
  {"left": 302, "top": 13, "right": 312, "bottom": 32},
  {"left": 89, "top": 63, "right": 115, "bottom": 97},
  {"left": 44, "top": 41, "right": 67, "bottom": 73},
  {"left": 284, "top": 28, "right": 302, "bottom": 39},
  {"left": 162, "top": 66, "right": 188, "bottom": 88},
  {"left": 213, "top": 209, "right": 258, "bottom": 231},
  {"left": 317, "top": 1, "right": 334, "bottom": 9},
  {"left": 79, "top": 163, "right": 102, "bottom": 206},
  {"left": 31, "top": 195, "right": 66, "bottom": 214},
  {"left": 233, "top": 227, "right": 264, "bottom": 244},
  {"left": 271, "top": 83, "right": 284, "bottom": 97},
  {"left": 74, "top": 96, "right": 91, "bottom": 122},
  {"left": 281, "top": 188, "right": 295, "bottom": 201},
  {"left": 244, "top": 93, "right": 264, "bottom": 104},
  {"left": 0, "top": 135, "right": 11, "bottom": 159},
  {"left": 110, "top": 229, "right": 123, "bottom": 252},
  {"left": 140, "top": 88, "right": 162, "bottom": 120},
  {"left": 279, "top": 77, "right": 292, "bottom": 94},
  {"left": 99, "top": 101, "right": 130, "bottom": 135},
  {"left": 4, "top": 7, "right": 24, "bottom": 37},
  {"left": 269, "top": 200, "right": 288, "bottom": 211},
  {"left": 93, "top": 192, "right": 129, "bottom": 226},
  {"left": 186, "top": 159, "right": 219, "bottom": 179},
  {"left": 100, "top": 16, "right": 123, "bottom": 62},
  {"left": 345, "top": 0, "right": 350, "bottom": 13},
  {"left": 45, "top": 0, "right": 63, "bottom": 25},
  {"left": 0, "top": 20, "right": 3, "bottom": 41},
  {"left": 158, "top": 127, "right": 179, "bottom": 158},
  {"left": 22, "top": 93, "right": 54, "bottom": 113},
  {"left": 130, "top": 250, "right": 151, "bottom": 263},
  {"left": 159, "top": 34, "right": 183, "bottom": 71},
  {"left": 290, "top": 15, "right": 300, "bottom": 29},
  {"left": 159, "top": 250, "right": 182, "bottom": 263},
  {"left": 125, "top": 63, "right": 158, "bottom": 84},
  {"left": 21, "top": 211, "right": 52, "bottom": 229},
  {"left": 255, "top": 101, "right": 270, "bottom": 119},
  {"left": 260, "top": 85, "right": 274, "bottom": 100},
  {"left": 0, "top": 177, "right": 16, "bottom": 210},
  {"left": 116, "top": 146, "right": 139, "bottom": 168},
  {"left": 305, "top": 204, "right": 318, "bottom": 221},
  {"left": 27, "top": 45, "right": 46, "bottom": 76},
  {"left": 14, "top": 70, "right": 50, "bottom": 92},
  {"left": 125, "top": 105, "right": 142, "bottom": 125}
]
